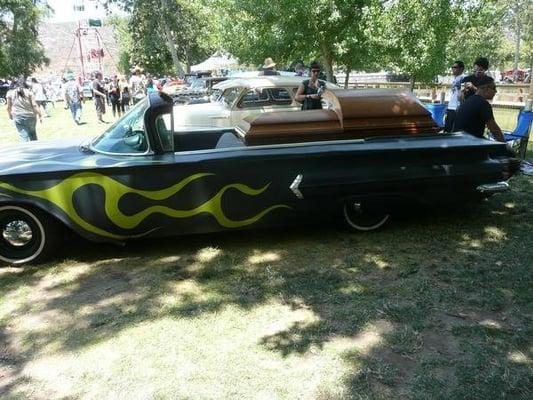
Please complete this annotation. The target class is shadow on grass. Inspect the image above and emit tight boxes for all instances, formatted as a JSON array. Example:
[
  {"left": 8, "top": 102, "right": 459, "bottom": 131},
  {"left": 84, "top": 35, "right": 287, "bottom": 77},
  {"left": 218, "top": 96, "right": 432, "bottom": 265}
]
[{"left": 1, "top": 175, "right": 532, "bottom": 398}]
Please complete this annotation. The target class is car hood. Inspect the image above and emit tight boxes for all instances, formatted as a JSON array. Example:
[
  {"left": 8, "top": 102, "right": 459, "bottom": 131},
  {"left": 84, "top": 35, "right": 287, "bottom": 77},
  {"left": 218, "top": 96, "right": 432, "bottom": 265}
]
[{"left": 0, "top": 136, "right": 165, "bottom": 177}]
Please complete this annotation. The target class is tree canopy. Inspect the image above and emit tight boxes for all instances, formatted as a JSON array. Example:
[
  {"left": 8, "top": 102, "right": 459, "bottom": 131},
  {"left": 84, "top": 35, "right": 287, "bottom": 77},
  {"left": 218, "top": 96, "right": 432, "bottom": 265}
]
[
  {"left": 0, "top": 0, "right": 49, "bottom": 77},
  {"left": 214, "top": 0, "right": 385, "bottom": 82},
  {"left": 104, "top": 0, "right": 213, "bottom": 75},
  {"left": 2, "top": 0, "right": 531, "bottom": 82}
]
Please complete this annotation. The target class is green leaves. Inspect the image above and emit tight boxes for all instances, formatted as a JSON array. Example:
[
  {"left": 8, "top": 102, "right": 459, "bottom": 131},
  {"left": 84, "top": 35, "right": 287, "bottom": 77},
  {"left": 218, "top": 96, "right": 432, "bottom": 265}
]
[
  {"left": 0, "top": 0, "right": 48, "bottom": 77},
  {"left": 102, "top": 0, "right": 532, "bottom": 80},
  {"left": 383, "top": 0, "right": 455, "bottom": 84},
  {"left": 217, "top": 0, "right": 383, "bottom": 81},
  {"left": 107, "top": 0, "right": 214, "bottom": 75}
]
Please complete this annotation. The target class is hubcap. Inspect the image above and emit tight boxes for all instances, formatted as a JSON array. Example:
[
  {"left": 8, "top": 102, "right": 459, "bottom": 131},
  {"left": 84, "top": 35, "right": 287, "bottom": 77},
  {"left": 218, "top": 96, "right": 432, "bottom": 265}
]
[{"left": 2, "top": 220, "right": 33, "bottom": 247}]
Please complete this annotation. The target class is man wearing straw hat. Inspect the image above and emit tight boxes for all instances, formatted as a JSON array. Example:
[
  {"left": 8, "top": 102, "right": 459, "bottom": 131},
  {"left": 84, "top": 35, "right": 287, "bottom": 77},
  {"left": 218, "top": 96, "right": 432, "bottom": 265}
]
[{"left": 260, "top": 57, "right": 280, "bottom": 76}]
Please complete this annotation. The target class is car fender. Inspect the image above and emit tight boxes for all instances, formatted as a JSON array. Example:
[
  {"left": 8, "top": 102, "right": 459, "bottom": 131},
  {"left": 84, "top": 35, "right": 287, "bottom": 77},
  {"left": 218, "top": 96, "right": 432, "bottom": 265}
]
[{"left": 0, "top": 195, "right": 120, "bottom": 245}]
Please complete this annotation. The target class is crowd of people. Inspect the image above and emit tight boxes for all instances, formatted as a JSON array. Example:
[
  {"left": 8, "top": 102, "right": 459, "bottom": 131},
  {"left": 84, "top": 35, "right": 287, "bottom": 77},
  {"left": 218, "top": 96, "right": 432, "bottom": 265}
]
[
  {"left": 3, "top": 66, "right": 159, "bottom": 141},
  {"left": 444, "top": 57, "right": 505, "bottom": 143}
]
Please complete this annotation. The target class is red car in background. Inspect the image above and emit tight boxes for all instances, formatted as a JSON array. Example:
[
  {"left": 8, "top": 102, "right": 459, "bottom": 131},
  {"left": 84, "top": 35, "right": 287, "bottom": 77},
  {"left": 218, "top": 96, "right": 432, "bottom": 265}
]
[{"left": 501, "top": 69, "right": 527, "bottom": 83}]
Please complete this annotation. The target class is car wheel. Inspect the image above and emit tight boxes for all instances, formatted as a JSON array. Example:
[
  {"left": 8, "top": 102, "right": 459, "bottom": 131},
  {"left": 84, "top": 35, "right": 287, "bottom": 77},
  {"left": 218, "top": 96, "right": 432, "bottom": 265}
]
[
  {"left": 0, "top": 205, "right": 61, "bottom": 265},
  {"left": 342, "top": 201, "right": 390, "bottom": 231}
]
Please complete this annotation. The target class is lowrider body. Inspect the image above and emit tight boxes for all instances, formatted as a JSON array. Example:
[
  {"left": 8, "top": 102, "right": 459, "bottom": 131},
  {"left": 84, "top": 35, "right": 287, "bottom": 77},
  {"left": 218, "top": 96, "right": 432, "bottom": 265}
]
[{"left": 0, "top": 90, "right": 518, "bottom": 265}]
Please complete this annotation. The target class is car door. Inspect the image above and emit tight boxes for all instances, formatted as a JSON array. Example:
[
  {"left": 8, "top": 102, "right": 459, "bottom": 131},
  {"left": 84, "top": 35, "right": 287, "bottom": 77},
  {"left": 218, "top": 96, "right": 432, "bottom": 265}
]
[{"left": 154, "top": 146, "right": 302, "bottom": 237}]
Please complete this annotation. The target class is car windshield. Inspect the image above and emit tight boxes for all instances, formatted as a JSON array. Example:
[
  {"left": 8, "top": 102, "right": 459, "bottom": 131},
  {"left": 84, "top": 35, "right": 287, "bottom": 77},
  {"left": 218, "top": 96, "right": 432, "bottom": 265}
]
[
  {"left": 190, "top": 79, "right": 205, "bottom": 90},
  {"left": 219, "top": 87, "right": 241, "bottom": 107},
  {"left": 210, "top": 89, "right": 223, "bottom": 102},
  {"left": 91, "top": 98, "right": 150, "bottom": 154}
]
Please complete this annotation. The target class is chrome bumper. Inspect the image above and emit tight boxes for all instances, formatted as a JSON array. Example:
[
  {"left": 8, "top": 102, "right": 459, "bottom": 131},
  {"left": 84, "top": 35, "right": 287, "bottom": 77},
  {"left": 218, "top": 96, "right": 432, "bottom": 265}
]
[{"left": 476, "top": 181, "right": 509, "bottom": 194}]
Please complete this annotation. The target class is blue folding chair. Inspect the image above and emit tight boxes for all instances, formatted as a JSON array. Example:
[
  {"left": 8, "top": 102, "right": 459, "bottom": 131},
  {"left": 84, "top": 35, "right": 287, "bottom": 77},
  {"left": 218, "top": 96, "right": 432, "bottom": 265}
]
[
  {"left": 423, "top": 103, "right": 447, "bottom": 129},
  {"left": 504, "top": 110, "right": 533, "bottom": 159}
]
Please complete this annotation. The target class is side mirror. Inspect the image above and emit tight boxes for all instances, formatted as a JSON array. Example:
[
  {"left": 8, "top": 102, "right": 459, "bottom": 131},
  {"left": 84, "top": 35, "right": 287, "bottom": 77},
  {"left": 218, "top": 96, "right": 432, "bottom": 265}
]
[{"left": 124, "top": 131, "right": 145, "bottom": 149}]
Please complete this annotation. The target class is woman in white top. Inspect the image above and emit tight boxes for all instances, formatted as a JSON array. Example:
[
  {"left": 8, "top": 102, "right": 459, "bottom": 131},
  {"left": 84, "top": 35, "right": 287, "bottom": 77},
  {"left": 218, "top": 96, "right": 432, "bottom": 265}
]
[
  {"left": 31, "top": 77, "right": 50, "bottom": 117},
  {"left": 6, "top": 79, "right": 42, "bottom": 142}
]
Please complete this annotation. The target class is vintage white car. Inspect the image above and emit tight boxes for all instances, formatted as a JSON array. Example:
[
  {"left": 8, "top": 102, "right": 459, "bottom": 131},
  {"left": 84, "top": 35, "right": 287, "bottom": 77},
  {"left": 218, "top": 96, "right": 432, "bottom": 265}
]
[{"left": 173, "top": 76, "right": 341, "bottom": 130}]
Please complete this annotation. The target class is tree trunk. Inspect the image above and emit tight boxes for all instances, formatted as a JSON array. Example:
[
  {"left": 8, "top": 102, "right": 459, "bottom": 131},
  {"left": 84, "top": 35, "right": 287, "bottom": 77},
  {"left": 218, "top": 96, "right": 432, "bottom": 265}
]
[
  {"left": 319, "top": 40, "right": 334, "bottom": 82},
  {"left": 160, "top": 0, "right": 185, "bottom": 77},
  {"left": 164, "top": 29, "right": 185, "bottom": 77},
  {"left": 513, "top": 20, "right": 521, "bottom": 81},
  {"left": 344, "top": 67, "right": 350, "bottom": 89},
  {"left": 409, "top": 76, "right": 415, "bottom": 92},
  {"left": 525, "top": 60, "right": 533, "bottom": 111}
]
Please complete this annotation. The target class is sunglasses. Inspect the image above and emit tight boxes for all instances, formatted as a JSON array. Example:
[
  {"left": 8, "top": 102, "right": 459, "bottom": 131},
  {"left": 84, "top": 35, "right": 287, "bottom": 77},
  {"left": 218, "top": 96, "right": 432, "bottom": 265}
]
[
  {"left": 311, "top": 69, "right": 320, "bottom": 73},
  {"left": 452, "top": 66, "right": 461, "bottom": 69}
]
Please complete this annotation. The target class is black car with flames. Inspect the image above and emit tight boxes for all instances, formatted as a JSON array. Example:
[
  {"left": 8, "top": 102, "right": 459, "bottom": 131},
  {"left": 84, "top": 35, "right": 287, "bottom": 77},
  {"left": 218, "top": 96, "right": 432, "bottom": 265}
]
[{"left": 0, "top": 89, "right": 518, "bottom": 265}]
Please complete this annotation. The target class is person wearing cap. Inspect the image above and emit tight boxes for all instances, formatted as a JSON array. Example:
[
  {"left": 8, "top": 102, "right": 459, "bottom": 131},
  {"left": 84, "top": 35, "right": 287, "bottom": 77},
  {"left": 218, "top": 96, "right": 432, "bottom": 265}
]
[
  {"left": 453, "top": 75, "right": 504, "bottom": 142},
  {"left": 64, "top": 73, "right": 83, "bottom": 124},
  {"left": 260, "top": 57, "right": 280, "bottom": 76},
  {"left": 295, "top": 61, "right": 327, "bottom": 110}
]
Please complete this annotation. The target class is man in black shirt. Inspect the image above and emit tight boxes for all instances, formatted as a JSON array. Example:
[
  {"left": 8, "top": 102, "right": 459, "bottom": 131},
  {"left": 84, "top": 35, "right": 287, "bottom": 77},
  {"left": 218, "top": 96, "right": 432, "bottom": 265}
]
[
  {"left": 295, "top": 61, "right": 326, "bottom": 110},
  {"left": 92, "top": 71, "right": 107, "bottom": 123},
  {"left": 453, "top": 76, "right": 504, "bottom": 142},
  {"left": 459, "top": 57, "right": 494, "bottom": 103}
]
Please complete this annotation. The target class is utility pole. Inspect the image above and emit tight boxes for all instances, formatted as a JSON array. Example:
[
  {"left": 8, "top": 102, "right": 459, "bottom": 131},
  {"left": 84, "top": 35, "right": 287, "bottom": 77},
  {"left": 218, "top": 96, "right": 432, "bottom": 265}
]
[{"left": 77, "top": 22, "right": 86, "bottom": 79}]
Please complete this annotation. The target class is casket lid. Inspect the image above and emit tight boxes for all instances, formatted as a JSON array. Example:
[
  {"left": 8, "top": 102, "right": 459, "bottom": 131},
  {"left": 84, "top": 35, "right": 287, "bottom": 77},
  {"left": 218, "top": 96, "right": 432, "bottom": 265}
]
[{"left": 237, "top": 89, "right": 439, "bottom": 146}]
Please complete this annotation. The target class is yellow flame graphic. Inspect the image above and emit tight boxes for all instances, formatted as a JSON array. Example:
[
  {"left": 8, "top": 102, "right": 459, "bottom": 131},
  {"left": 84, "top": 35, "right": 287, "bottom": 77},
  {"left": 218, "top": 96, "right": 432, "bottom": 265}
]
[{"left": 0, "top": 172, "right": 290, "bottom": 239}]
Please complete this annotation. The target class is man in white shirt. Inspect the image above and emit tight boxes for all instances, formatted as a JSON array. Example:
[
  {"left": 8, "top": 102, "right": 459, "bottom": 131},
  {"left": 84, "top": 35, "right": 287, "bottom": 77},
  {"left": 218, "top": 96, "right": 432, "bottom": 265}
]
[
  {"left": 64, "top": 73, "right": 83, "bottom": 124},
  {"left": 444, "top": 61, "right": 464, "bottom": 132}
]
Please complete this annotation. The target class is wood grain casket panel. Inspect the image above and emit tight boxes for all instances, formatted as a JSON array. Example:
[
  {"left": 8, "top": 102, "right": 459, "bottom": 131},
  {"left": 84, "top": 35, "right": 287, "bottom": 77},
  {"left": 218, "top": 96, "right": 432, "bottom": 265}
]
[
  {"left": 239, "top": 109, "right": 343, "bottom": 145},
  {"left": 239, "top": 89, "right": 440, "bottom": 145}
]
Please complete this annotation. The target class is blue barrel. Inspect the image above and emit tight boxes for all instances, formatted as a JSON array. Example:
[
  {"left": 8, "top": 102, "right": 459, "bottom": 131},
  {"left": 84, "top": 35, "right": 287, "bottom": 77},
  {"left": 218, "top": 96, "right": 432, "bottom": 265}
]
[{"left": 424, "top": 103, "right": 447, "bottom": 128}]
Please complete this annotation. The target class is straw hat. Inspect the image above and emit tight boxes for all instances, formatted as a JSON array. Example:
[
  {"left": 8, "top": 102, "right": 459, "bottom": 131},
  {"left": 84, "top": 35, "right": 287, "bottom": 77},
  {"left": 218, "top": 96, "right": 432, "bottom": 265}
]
[{"left": 262, "top": 57, "right": 276, "bottom": 69}]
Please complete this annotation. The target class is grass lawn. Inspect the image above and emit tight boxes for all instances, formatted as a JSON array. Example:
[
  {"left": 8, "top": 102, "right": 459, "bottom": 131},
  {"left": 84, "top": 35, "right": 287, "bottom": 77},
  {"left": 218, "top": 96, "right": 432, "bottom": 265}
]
[
  {"left": 0, "top": 100, "right": 120, "bottom": 145},
  {"left": 0, "top": 102, "right": 532, "bottom": 399}
]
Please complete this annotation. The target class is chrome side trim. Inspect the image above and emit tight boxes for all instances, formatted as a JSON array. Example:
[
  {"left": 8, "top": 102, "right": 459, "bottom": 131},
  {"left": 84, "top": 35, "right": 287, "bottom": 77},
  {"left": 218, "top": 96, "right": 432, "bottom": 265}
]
[
  {"left": 290, "top": 174, "right": 304, "bottom": 199},
  {"left": 476, "top": 181, "right": 509, "bottom": 194}
]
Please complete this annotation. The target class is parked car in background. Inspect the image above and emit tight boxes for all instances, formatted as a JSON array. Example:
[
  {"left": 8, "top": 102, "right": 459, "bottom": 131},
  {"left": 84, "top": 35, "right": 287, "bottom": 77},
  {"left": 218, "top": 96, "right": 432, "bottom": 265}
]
[
  {"left": 501, "top": 68, "right": 527, "bottom": 83},
  {"left": 171, "top": 76, "right": 229, "bottom": 105},
  {"left": 82, "top": 80, "right": 93, "bottom": 99},
  {"left": 173, "top": 76, "right": 341, "bottom": 129},
  {"left": 162, "top": 79, "right": 187, "bottom": 96}
]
